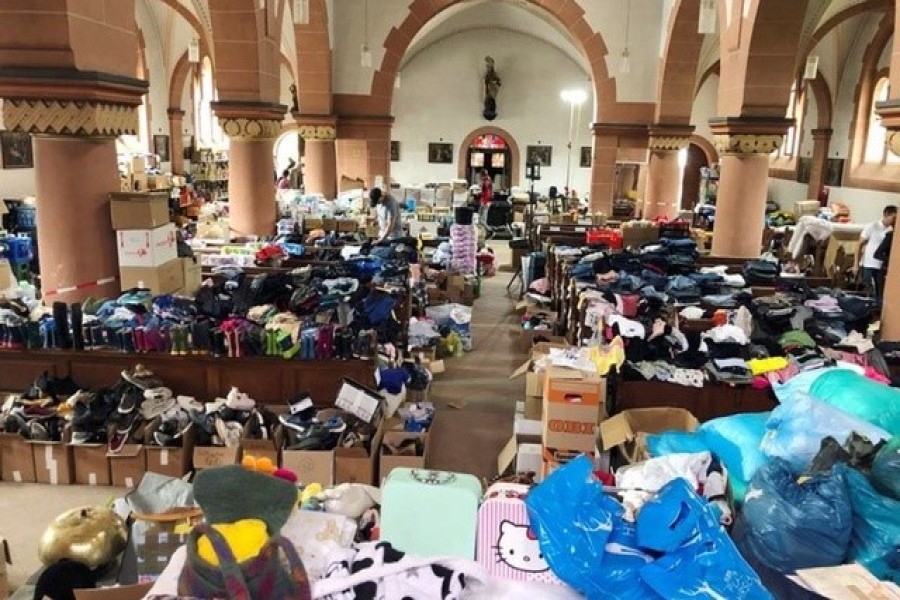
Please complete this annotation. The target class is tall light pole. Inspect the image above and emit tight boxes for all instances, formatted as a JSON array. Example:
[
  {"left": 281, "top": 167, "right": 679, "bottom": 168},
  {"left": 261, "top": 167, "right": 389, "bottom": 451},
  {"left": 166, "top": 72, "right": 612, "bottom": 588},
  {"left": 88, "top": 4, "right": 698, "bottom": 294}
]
[{"left": 561, "top": 89, "right": 588, "bottom": 199}]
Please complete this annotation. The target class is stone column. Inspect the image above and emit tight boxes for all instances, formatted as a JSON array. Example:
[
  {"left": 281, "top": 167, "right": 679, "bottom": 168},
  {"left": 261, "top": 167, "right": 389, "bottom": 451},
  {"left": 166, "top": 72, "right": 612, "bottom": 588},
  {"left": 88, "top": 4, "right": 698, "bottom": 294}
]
[
  {"left": 0, "top": 71, "right": 146, "bottom": 303},
  {"left": 875, "top": 102, "right": 900, "bottom": 339},
  {"left": 212, "top": 102, "right": 285, "bottom": 238},
  {"left": 297, "top": 120, "right": 337, "bottom": 198},
  {"left": 709, "top": 118, "right": 792, "bottom": 258},
  {"left": 336, "top": 116, "right": 393, "bottom": 189},
  {"left": 167, "top": 108, "right": 185, "bottom": 174},
  {"left": 645, "top": 128, "right": 692, "bottom": 220},
  {"left": 807, "top": 128, "right": 833, "bottom": 200},
  {"left": 589, "top": 124, "right": 649, "bottom": 216}
]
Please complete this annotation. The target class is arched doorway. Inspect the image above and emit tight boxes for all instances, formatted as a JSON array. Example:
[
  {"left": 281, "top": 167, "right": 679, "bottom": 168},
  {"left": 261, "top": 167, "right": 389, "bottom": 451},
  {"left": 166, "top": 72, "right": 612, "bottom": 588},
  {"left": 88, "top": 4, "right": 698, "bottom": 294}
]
[
  {"left": 680, "top": 144, "right": 709, "bottom": 211},
  {"left": 457, "top": 126, "right": 521, "bottom": 190}
]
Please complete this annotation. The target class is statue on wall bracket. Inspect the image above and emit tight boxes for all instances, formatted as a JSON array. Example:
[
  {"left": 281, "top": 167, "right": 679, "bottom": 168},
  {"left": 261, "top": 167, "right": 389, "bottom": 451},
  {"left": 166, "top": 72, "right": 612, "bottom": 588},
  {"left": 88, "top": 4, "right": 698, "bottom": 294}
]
[{"left": 483, "top": 56, "right": 501, "bottom": 121}]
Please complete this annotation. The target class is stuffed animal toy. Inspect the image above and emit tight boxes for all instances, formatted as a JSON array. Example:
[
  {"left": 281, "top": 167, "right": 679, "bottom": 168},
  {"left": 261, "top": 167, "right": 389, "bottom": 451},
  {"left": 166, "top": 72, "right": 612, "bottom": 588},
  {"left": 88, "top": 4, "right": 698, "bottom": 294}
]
[{"left": 178, "top": 459, "right": 311, "bottom": 599}]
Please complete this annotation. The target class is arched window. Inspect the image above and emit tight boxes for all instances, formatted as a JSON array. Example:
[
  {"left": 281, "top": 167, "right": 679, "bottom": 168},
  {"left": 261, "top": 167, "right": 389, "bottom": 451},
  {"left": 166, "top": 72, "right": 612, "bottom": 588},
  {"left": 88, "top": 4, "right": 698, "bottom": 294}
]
[
  {"left": 195, "top": 57, "right": 224, "bottom": 148},
  {"left": 864, "top": 77, "right": 898, "bottom": 164},
  {"left": 780, "top": 84, "right": 802, "bottom": 158}
]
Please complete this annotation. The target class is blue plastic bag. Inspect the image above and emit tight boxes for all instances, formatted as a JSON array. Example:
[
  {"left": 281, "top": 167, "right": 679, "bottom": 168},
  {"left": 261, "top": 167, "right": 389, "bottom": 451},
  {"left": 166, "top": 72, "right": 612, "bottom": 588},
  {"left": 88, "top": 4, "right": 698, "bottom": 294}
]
[
  {"left": 871, "top": 437, "right": 900, "bottom": 500},
  {"left": 600, "top": 519, "right": 660, "bottom": 600},
  {"left": 699, "top": 412, "right": 770, "bottom": 483},
  {"left": 740, "top": 458, "right": 852, "bottom": 573},
  {"left": 645, "top": 431, "right": 708, "bottom": 458},
  {"left": 809, "top": 370, "right": 900, "bottom": 434},
  {"left": 638, "top": 478, "right": 772, "bottom": 600},
  {"left": 761, "top": 393, "right": 890, "bottom": 470},
  {"left": 771, "top": 367, "right": 847, "bottom": 403},
  {"left": 525, "top": 455, "right": 623, "bottom": 598},
  {"left": 837, "top": 464, "right": 900, "bottom": 582}
]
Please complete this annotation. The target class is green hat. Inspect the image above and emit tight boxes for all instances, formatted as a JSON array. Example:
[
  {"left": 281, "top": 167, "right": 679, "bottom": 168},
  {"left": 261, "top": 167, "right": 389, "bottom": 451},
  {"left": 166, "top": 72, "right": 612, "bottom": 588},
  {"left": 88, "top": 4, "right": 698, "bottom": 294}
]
[{"left": 194, "top": 465, "right": 296, "bottom": 534}]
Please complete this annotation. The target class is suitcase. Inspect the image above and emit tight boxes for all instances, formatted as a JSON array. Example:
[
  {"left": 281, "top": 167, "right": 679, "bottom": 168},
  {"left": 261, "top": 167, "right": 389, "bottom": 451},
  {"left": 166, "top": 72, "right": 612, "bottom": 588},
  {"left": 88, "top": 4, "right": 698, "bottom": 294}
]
[
  {"left": 380, "top": 467, "right": 481, "bottom": 559},
  {"left": 476, "top": 482, "right": 566, "bottom": 585}
]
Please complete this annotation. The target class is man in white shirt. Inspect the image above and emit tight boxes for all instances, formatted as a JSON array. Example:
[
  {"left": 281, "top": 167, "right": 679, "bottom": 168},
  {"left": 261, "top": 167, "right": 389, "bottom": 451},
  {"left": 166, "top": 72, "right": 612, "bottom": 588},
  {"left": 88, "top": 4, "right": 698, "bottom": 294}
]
[{"left": 857, "top": 204, "right": 896, "bottom": 304}]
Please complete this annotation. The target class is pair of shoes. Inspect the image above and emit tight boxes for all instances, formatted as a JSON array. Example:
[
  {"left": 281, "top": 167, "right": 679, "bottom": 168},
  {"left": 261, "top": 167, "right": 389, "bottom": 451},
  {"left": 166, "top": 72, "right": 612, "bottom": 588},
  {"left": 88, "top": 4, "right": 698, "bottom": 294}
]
[
  {"left": 300, "top": 328, "right": 318, "bottom": 360},
  {"left": 121, "top": 365, "right": 163, "bottom": 390},
  {"left": 225, "top": 387, "right": 255, "bottom": 411}
]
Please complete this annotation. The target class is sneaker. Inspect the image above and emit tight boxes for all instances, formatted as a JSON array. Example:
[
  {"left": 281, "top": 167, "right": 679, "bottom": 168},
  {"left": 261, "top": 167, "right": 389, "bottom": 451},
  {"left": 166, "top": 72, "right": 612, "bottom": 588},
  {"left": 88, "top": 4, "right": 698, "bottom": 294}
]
[
  {"left": 121, "top": 365, "right": 163, "bottom": 390},
  {"left": 141, "top": 387, "right": 175, "bottom": 420},
  {"left": 284, "top": 422, "right": 335, "bottom": 451},
  {"left": 117, "top": 388, "right": 142, "bottom": 414},
  {"left": 287, "top": 393, "right": 316, "bottom": 422},
  {"left": 225, "top": 387, "right": 255, "bottom": 411},
  {"left": 176, "top": 395, "right": 204, "bottom": 412},
  {"left": 214, "top": 417, "right": 243, "bottom": 448},
  {"left": 26, "top": 420, "right": 50, "bottom": 441}
]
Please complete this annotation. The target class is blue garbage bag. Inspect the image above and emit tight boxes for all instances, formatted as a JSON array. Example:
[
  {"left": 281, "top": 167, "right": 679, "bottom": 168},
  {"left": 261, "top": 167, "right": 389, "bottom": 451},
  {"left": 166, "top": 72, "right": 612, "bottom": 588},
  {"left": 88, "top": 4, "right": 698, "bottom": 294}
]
[
  {"left": 699, "top": 412, "right": 770, "bottom": 484},
  {"left": 740, "top": 458, "right": 852, "bottom": 573},
  {"left": 638, "top": 478, "right": 772, "bottom": 600},
  {"left": 771, "top": 367, "right": 848, "bottom": 403},
  {"left": 871, "top": 437, "right": 900, "bottom": 500},
  {"left": 645, "top": 431, "right": 708, "bottom": 458},
  {"left": 600, "top": 519, "right": 660, "bottom": 600},
  {"left": 761, "top": 393, "right": 890, "bottom": 471},
  {"left": 809, "top": 370, "right": 900, "bottom": 434},
  {"left": 836, "top": 464, "right": 900, "bottom": 582},
  {"left": 525, "top": 455, "right": 623, "bottom": 598}
]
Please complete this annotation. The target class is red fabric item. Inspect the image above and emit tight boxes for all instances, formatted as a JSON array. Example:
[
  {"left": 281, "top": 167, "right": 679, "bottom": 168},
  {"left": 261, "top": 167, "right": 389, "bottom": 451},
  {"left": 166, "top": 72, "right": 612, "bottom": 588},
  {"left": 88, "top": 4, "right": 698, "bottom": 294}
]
[
  {"left": 594, "top": 470, "right": 615, "bottom": 486},
  {"left": 864, "top": 366, "right": 891, "bottom": 384},
  {"left": 751, "top": 376, "right": 770, "bottom": 390},
  {"left": 480, "top": 174, "right": 493, "bottom": 205}
]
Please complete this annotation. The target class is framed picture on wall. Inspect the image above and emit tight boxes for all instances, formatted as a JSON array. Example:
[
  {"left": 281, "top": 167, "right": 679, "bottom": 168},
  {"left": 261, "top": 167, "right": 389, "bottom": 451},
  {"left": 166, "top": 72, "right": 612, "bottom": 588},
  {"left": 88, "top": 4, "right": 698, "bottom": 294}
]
[
  {"left": 825, "top": 158, "right": 844, "bottom": 187},
  {"left": 183, "top": 136, "right": 194, "bottom": 161},
  {"left": 0, "top": 132, "right": 33, "bottom": 169},
  {"left": 390, "top": 141, "right": 400, "bottom": 162},
  {"left": 154, "top": 135, "right": 170, "bottom": 162},
  {"left": 580, "top": 146, "right": 592, "bottom": 168},
  {"left": 428, "top": 142, "right": 453, "bottom": 164},
  {"left": 526, "top": 145, "right": 552, "bottom": 167},
  {"left": 796, "top": 157, "right": 812, "bottom": 184}
]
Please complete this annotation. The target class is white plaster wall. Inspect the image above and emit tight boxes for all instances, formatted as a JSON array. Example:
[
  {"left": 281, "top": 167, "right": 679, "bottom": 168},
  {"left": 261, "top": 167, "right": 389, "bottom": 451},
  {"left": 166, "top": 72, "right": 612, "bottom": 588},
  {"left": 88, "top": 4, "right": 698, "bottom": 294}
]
[
  {"left": 0, "top": 166, "right": 36, "bottom": 198},
  {"left": 332, "top": 0, "right": 409, "bottom": 95},
  {"left": 769, "top": 177, "right": 898, "bottom": 224},
  {"left": 391, "top": 28, "right": 592, "bottom": 196},
  {"left": 691, "top": 73, "right": 718, "bottom": 141},
  {"left": 798, "top": 89, "right": 818, "bottom": 159}
]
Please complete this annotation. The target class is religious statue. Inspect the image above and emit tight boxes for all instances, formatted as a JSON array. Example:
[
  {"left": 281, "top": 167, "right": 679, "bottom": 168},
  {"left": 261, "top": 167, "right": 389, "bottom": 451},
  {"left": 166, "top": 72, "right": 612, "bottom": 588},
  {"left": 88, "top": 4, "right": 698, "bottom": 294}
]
[
  {"left": 483, "top": 56, "right": 501, "bottom": 121},
  {"left": 289, "top": 83, "right": 299, "bottom": 113}
]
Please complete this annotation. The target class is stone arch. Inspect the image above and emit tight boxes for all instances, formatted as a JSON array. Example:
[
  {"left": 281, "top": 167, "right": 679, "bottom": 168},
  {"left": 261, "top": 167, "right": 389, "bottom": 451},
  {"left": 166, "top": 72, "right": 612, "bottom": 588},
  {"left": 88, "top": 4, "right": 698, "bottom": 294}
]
[
  {"left": 456, "top": 126, "right": 522, "bottom": 188},
  {"left": 371, "top": 0, "right": 614, "bottom": 121},
  {"left": 720, "top": 0, "right": 810, "bottom": 117},
  {"left": 696, "top": 60, "right": 720, "bottom": 98},
  {"left": 156, "top": 0, "right": 215, "bottom": 66},
  {"left": 207, "top": 0, "right": 280, "bottom": 102},
  {"left": 690, "top": 134, "right": 719, "bottom": 165},
  {"left": 797, "top": 0, "right": 892, "bottom": 81},
  {"left": 807, "top": 72, "right": 833, "bottom": 129},
  {"left": 657, "top": 0, "right": 705, "bottom": 125},
  {"left": 169, "top": 51, "right": 194, "bottom": 110}
]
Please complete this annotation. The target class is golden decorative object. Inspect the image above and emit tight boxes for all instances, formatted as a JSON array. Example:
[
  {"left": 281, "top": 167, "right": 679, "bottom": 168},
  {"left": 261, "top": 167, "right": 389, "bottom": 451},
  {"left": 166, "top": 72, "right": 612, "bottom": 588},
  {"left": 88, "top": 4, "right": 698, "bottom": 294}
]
[{"left": 38, "top": 506, "right": 128, "bottom": 570}]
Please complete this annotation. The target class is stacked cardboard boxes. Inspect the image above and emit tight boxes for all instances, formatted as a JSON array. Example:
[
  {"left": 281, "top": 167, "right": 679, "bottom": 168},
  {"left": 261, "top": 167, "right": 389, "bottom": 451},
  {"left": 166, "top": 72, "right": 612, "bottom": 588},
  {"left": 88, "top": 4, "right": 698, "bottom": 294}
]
[{"left": 109, "top": 192, "right": 183, "bottom": 294}]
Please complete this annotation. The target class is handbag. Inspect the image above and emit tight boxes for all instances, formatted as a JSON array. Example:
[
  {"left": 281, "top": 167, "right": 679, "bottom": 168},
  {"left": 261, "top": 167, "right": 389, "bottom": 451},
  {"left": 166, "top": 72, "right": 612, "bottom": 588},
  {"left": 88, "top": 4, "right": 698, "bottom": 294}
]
[{"left": 178, "top": 523, "right": 312, "bottom": 600}]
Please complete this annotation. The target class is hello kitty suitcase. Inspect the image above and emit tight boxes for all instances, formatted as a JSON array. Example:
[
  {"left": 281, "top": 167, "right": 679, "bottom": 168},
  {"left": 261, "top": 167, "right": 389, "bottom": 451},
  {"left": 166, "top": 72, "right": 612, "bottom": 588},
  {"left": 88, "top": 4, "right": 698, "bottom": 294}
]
[
  {"left": 476, "top": 482, "right": 565, "bottom": 585},
  {"left": 380, "top": 467, "right": 481, "bottom": 559}
]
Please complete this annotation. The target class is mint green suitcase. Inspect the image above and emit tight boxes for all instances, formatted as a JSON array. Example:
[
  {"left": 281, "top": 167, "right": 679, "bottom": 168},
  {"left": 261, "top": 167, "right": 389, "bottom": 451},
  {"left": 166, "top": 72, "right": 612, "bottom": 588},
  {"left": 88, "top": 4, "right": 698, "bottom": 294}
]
[{"left": 380, "top": 468, "right": 482, "bottom": 559}]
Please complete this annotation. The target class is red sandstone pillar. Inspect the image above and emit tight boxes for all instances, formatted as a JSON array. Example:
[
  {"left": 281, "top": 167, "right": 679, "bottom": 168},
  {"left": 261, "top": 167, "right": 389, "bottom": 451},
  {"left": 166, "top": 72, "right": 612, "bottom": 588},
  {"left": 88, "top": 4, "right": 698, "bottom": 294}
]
[
  {"left": 213, "top": 102, "right": 285, "bottom": 239},
  {"left": 298, "top": 120, "right": 337, "bottom": 198},
  {"left": 875, "top": 101, "right": 900, "bottom": 339},
  {"left": 168, "top": 108, "right": 185, "bottom": 174},
  {"left": 807, "top": 128, "right": 833, "bottom": 200},
  {"left": 589, "top": 131, "right": 616, "bottom": 216},
  {"left": 709, "top": 119, "right": 792, "bottom": 258},
  {"left": 645, "top": 128, "right": 692, "bottom": 220}
]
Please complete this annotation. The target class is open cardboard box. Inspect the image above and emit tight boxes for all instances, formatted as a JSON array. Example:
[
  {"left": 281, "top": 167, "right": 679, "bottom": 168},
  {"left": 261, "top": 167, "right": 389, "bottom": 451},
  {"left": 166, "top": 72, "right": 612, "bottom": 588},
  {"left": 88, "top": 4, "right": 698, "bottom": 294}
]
[
  {"left": 278, "top": 423, "right": 335, "bottom": 487},
  {"left": 72, "top": 441, "right": 112, "bottom": 486},
  {"left": 108, "top": 444, "right": 146, "bottom": 489},
  {"left": 598, "top": 407, "right": 700, "bottom": 464},
  {"left": 379, "top": 430, "right": 429, "bottom": 482},
  {"left": 30, "top": 427, "right": 75, "bottom": 485},
  {"left": 144, "top": 422, "right": 195, "bottom": 478},
  {"left": 0, "top": 432, "right": 37, "bottom": 483},
  {"left": 74, "top": 583, "right": 153, "bottom": 600},
  {"left": 192, "top": 444, "right": 240, "bottom": 471}
]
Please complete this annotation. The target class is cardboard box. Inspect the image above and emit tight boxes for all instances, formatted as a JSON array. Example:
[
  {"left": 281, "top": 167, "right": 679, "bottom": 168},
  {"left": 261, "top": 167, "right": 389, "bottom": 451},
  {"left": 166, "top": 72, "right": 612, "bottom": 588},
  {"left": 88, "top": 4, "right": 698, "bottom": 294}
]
[
  {"left": 120, "top": 258, "right": 184, "bottom": 295},
  {"left": 131, "top": 156, "right": 146, "bottom": 174},
  {"left": 116, "top": 223, "right": 178, "bottom": 267},
  {"left": 240, "top": 437, "right": 279, "bottom": 467},
  {"left": 621, "top": 225, "right": 659, "bottom": 248},
  {"left": 192, "top": 445, "right": 240, "bottom": 470},
  {"left": 0, "top": 433, "right": 36, "bottom": 483},
  {"left": 335, "top": 420, "right": 384, "bottom": 486},
  {"left": 31, "top": 440, "right": 74, "bottom": 485},
  {"left": 109, "top": 192, "right": 169, "bottom": 230},
  {"left": 523, "top": 394, "right": 542, "bottom": 421},
  {"left": 321, "top": 217, "right": 337, "bottom": 231},
  {"left": 541, "top": 447, "right": 586, "bottom": 480},
  {"left": 379, "top": 431, "right": 428, "bottom": 482},
  {"left": 0, "top": 260, "right": 14, "bottom": 290},
  {"left": 0, "top": 536, "right": 10, "bottom": 600},
  {"left": 517, "top": 443, "right": 542, "bottom": 480},
  {"left": 598, "top": 407, "right": 700, "bottom": 464},
  {"left": 72, "top": 443, "right": 111, "bottom": 486},
  {"left": 542, "top": 368, "right": 605, "bottom": 454},
  {"left": 337, "top": 219, "right": 359, "bottom": 233},
  {"left": 108, "top": 444, "right": 146, "bottom": 488},
  {"left": 144, "top": 421, "right": 194, "bottom": 478},
  {"left": 179, "top": 257, "right": 202, "bottom": 296},
  {"left": 303, "top": 217, "right": 323, "bottom": 231},
  {"left": 281, "top": 446, "right": 334, "bottom": 486}
]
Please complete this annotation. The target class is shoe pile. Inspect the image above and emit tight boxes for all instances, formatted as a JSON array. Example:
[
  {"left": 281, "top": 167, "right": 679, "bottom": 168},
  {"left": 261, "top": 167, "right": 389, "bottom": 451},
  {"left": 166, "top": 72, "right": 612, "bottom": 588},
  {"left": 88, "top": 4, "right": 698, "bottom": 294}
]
[
  {"left": 397, "top": 402, "right": 435, "bottom": 433},
  {"left": 186, "top": 386, "right": 278, "bottom": 449},
  {"left": 278, "top": 392, "right": 375, "bottom": 453},
  {"left": 0, "top": 372, "right": 80, "bottom": 442}
]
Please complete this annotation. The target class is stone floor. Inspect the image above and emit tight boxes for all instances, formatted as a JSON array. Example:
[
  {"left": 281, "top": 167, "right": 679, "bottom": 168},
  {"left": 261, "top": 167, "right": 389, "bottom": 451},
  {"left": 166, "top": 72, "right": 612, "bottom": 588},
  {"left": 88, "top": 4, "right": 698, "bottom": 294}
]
[{"left": 0, "top": 242, "right": 525, "bottom": 590}]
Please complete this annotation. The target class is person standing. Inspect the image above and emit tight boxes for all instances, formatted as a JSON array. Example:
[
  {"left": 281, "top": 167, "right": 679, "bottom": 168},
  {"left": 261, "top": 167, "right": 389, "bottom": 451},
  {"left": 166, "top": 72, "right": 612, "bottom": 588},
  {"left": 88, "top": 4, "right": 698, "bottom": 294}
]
[
  {"left": 370, "top": 188, "right": 402, "bottom": 242},
  {"left": 276, "top": 169, "right": 291, "bottom": 190},
  {"left": 857, "top": 204, "right": 896, "bottom": 304},
  {"left": 480, "top": 169, "right": 493, "bottom": 206}
]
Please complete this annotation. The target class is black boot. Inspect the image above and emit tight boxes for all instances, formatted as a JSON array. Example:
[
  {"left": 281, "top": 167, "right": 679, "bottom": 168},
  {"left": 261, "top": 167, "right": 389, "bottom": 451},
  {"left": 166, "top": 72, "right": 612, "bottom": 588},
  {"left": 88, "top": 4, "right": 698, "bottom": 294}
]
[
  {"left": 70, "top": 303, "right": 84, "bottom": 351},
  {"left": 53, "top": 302, "right": 72, "bottom": 349}
]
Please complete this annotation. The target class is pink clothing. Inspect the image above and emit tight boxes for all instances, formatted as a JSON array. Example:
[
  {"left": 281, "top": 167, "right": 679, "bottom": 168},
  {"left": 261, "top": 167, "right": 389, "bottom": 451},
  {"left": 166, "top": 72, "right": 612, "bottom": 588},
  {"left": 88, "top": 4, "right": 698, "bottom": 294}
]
[{"left": 864, "top": 366, "right": 891, "bottom": 385}]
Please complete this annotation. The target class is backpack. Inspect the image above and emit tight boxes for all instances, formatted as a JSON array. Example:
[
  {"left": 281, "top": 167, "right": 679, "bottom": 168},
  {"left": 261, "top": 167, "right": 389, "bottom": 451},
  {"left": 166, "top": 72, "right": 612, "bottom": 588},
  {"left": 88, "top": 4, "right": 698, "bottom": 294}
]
[{"left": 874, "top": 231, "right": 893, "bottom": 263}]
